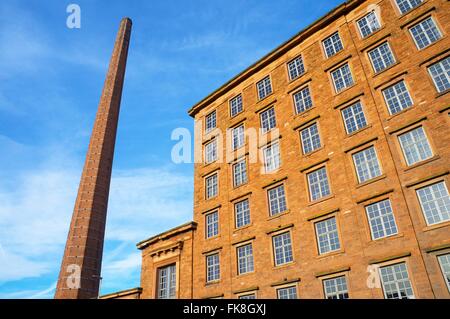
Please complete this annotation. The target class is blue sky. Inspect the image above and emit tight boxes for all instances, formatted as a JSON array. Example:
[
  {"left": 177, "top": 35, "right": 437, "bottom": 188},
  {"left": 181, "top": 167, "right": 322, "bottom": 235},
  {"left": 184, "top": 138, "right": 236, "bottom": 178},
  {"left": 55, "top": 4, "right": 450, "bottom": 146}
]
[{"left": 0, "top": 0, "right": 345, "bottom": 298}]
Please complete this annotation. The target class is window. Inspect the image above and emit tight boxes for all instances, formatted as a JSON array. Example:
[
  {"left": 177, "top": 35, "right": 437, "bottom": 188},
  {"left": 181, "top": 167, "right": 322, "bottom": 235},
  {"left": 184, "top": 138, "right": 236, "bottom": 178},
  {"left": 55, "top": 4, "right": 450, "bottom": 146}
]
[
  {"left": 157, "top": 264, "right": 176, "bottom": 299},
  {"left": 277, "top": 286, "right": 297, "bottom": 299},
  {"left": 365, "top": 199, "right": 398, "bottom": 240},
  {"left": 352, "top": 146, "right": 382, "bottom": 183},
  {"left": 300, "top": 123, "right": 321, "bottom": 154},
  {"left": 323, "top": 276, "right": 349, "bottom": 299},
  {"left": 239, "top": 293, "right": 256, "bottom": 299},
  {"left": 307, "top": 167, "right": 331, "bottom": 201},
  {"left": 287, "top": 56, "right": 305, "bottom": 80},
  {"left": 341, "top": 101, "right": 367, "bottom": 134},
  {"left": 237, "top": 243, "right": 254, "bottom": 275},
  {"left": 357, "top": 11, "right": 381, "bottom": 38},
  {"left": 263, "top": 142, "right": 281, "bottom": 173},
  {"left": 410, "top": 17, "right": 442, "bottom": 50},
  {"left": 416, "top": 181, "right": 450, "bottom": 225},
  {"left": 205, "top": 211, "right": 219, "bottom": 238},
  {"left": 235, "top": 199, "right": 251, "bottom": 228},
  {"left": 272, "top": 232, "right": 293, "bottom": 266},
  {"left": 232, "top": 124, "right": 245, "bottom": 150},
  {"left": 382, "top": 81, "right": 413, "bottom": 115},
  {"left": 331, "top": 63, "right": 354, "bottom": 93},
  {"left": 267, "top": 184, "right": 287, "bottom": 216},
  {"left": 323, "top": 32, "right": 344, "bottom": 58},
  {"left": 395, "top": 0, "right": 423, "bottom": 15},
  {"left": 368, "top": 42, "right": 396, "bottom": 73},
  {"left": 230, "top": 94, "right": 243, "bottom": 117},
  {"left": 315, "top": 217, "right": 340, "bottom": 254},
  {"left": 205, "top": 139, "right": 217, "bottom": 164},
  {"left": 428, "top": 56, "right": 450, "bottom": 93},
  {"left": 233, "top": 159, "right": 247, "bottom": 188},
  {"left": 205, "top": 173, "right": 218, "bottom": 199},
  {"left": 257, "top": 76, "right": 273, "bottom": 100},
  {"left": 438, "top": 254, "right": 450, "bottom": 292},
  {"left": 398, "top": 126, "right": 433, "bottom": 166},
  {"left": 205, "top": 111, "right": 216, "bottom": 133},
  {"left": 260, "top": 107, "right": 276, "bottom": 133},
  {"left": 293, "top": 86, "right": 313, "bottom": 114},
  {"left": 206, "top": 253, "right": 220, "bottom": 282},
  {"left": 379, "top": 263, "right": 415, "bottom": 299}
]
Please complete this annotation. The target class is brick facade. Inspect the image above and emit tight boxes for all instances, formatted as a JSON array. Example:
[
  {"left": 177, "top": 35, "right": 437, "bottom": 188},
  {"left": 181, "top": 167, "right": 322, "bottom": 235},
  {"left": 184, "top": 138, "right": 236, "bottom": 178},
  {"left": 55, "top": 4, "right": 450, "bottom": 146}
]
[{"left": 114, "top": 0, "right": 450, "bottom": 299}]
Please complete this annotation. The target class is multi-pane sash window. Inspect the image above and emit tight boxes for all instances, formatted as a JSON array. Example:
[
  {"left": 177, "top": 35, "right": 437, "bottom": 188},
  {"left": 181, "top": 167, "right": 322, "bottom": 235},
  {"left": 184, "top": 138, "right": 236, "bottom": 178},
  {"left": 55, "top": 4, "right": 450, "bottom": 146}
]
[
  {"left": 277, "top": 286, "right": 297, "bottom": 299},
  {"left": 382, "top": 81, "right": 413, "bottom": 115},
  {"left": 300, "top": 123, "right": 321, "bottom": 154},
  {"left": 368, "top": 42, "right": 396, "bottom": 73},
  {"left": 230, "top": 94, "right": 243, "bottom": 117},
  {"left": 257, "top": 76, "right": 273, "bottom": 100},
  {"left": 260, "top": 107, "right": 276, "bottom": 133},
  {"left": 315, "top": 217, "right": 340, "bottom": 254},
  {"left": 268, "top": 185, "right": 287, "bottom": 216},
  {"left": 379, "top": 263, "right": 415, "bottom": 299},
  {"left": 308, "top": 167, "right": 331, "bottom": 201},
  {"left": 357, "top": 11, "right": 381, "bottom": 38},
  {"left": 428, "top": 57, "right": 450, "bottom": 93},
  {"left": 438, "top": 254, "right": 450, "bottom": 292},
  {"left": 331, "top": 64, "right": 354, "bottom": 93},
  {"left": 365, "top": 199, "right": 398, "bottom": 240},
  {"left": 206, "top": 253, "right": 220, "bottom": 282},
  {"left": 323, "top": 32, "right": 344, "bottom": 58},
  {"left": 239, "top": 293, "right": 256, "bottom": 299},
  {"left": 287, "top": 56, "right": 305, "bottom": 80},
  {"left": 232, "top": 124, "right": 245, "bottom": 150},
  {"left": 293, "top": 86, "right": 313, "bottom": 114},
  {"left": 416, "top": 182, "right": 450, "bottom": 225},
  {"left": 205, "top": 173, "right": 218, "bottom": 199},
  {"left": 157, "top": 264, "right": 176, "bottom": 299},
  {"left": 395, "top": 0, "right": 423, "bottom": 15},
  {"left": 235, "top": 199, "right": 251, "bottom": 228},
  {"left": 272, "top": 232, "right": 293, "bottom": 266},
  {"left": 233, "top": 159, "right": 247, "bottom": 188},
  {"left": 237, "top": 244, "right": 254, "bottom": 275},
  {"left": 323, "top": 276, "right": 349, "bottom": 299},
  {"left": 263, "top": 142, "right": 281, "bottom": 173},
  {"left": 398, "top": 126, "right": 433, "bottom": 166},
  {"left": 352, "top": 146, "right": 382, "bottom": 183},
  {"left": 205, "top": 139, "right": 217, "bottom": 164},
  {"left": 205, "top": 111, "right": 216, "bottom": 133},
  {"left": 410, "top": 17, "right": 442, "bottom": 50},
  {"left": 205, "top": 211, "right": 219, "bottom": 238},
  {"left": 341, "top": 101, "right": 367, "bottom": 134}
]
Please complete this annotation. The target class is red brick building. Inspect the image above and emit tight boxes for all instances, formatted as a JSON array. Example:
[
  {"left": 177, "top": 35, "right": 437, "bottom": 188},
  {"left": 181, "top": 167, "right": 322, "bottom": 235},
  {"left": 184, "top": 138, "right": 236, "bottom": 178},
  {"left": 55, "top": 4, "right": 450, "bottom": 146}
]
[{"left": 103, "top": 0, "right": 450, "bottom": 299}]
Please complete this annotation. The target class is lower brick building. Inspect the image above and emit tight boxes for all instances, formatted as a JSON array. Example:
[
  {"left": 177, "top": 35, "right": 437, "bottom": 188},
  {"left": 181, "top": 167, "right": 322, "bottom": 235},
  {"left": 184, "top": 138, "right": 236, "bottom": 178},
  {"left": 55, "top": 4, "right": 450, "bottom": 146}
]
[{"left": 102, "top": 0, "right": 450, "bottom": 299}]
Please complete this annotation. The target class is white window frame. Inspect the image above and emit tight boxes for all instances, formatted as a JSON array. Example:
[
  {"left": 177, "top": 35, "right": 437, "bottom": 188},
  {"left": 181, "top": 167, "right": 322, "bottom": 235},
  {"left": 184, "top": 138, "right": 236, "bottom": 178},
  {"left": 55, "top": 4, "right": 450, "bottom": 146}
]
[
  {"left": 237, "top": 243, "right": 254, "bottom": 275},
  {"left": 300, "top": 123, "right": 321, "bottom": 154},
  {"left": 235, "top": 199, "right": 251, "bottom": 228},
  {"left": 276, "top": 285, "right": 297, "bottom": 299},
  {"left": 206, "top": 253, "right": 220, "bottom": 282},
  {"left": 287, "top": 55, "right": 306, "bottom": 80},
  {"left": 427, "top": 56, "right": 450, "bottom": 93},
  {"left": 315, "top": 217, "right": 341, "bottom": 255},
  {"left": 293, "top": 86, "right": 313, "bottom": 114},
  {"left": 267, "top": 184, "right": 288, "bottom": 216},
  {"left": 307, "top": 167, "right": 331, "bottom": 201},
  {"left": 233, "top": 159, "right": 247, "bottom": 188},
  {"left": 368, "top": 42, "right": 396, "bottom": 73},
  {"left": 322, "top": 32, "right": 344, "bottom": 58},
  {"left": 205, "top": 110, "right": 216, "bottom": 133},
  {"left": 205, "top": 139, "right": 218, "bottom": 164},
  {"left": 357, "top": 11, "right": 381, "bottom": 38},
  {"left": 263, "top": 142, "right": 281, "bottom": 173},
  {"left": 331, "top": 63, "right": 354, "bottom": 93},
  {"left": 352, "top": 146, "right": 382, "bottom": 183},
  {"left": 416, "top": 181, "right": 450, "bottom": 226},
  {"left": 230, "top": 94, "right": 243, "bottom": 117},
  {"left": 157, "top": 264, "right": 177, "bottom": 299},
  {"left": 409, "top": 16, "right": 442, "bottom": 50},
  {"left": 398, "top": 126, "right": 433, "bottom": 166},
  {"left": 323, "top": 276, "right": 349, "bottom": 299},
  {"left": 365, "top": 199, "right": 399, "bottom": 240},
  {"left": 341, "top": 101, "right": 368, "bottom": 134},
  {"left": 205, "top": 210, "right": 219, "bottom": 239},
  {"left": 437, "top": 253, "right": 450, "bottom": 293},
  {"left": 395, "top": 0, "right": 424, "bottom": 15},
  {"left": 379, "top": 262, "right": 415, "bottom": 299},
  {"left": 257, "top": 76, "right": 273, "bottom": 100},
  {"left": 205, "top": 173, "right": 218, "bottom": 199},
  {"left": 272, "top": 232, "right": 294, "bottom": 266},
  {"left": 260, "top": 107, "right": 276, "bottom": 133},
  {"left": 382, "top": 80, "right": 413, "bottom": 115}
]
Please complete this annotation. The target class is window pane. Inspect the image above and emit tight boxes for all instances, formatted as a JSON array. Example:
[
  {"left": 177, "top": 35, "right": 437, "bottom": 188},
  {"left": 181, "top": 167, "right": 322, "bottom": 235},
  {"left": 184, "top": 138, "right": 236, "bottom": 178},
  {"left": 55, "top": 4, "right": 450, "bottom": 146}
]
[
  {"left": 308, "top": 167, "right": 331, "bottom": 201},
  {"left": 268, "top": 185, "right": 287, "bottom": 216},
  {"left": 428, "top": 56, "right": 450, "bottom": 93},
  {"left": 257, "top": 76, "right": 273, "bottom": 100},
  {"left": 205, "top": 139, "right": 218, "bottom": 164},
  {"left": 396, "top": 0, "right": 423, "bottom": 15},
  {"left": 315, "top": 217, "right": 341, "bottom": 254},
  {"left": 205, "top": 111, "right": 216, "bottom": 133},
  {"left": 233, "top": 159, "right": 248, "bottom": 188},
  {"left": 260, "top": 107, "right": 277, "bottom": 133},
  {"left": 300, "top": 123, "right": 321, "bottom": 154},
  {"left": 264, "top": 142, "right": 281, "bottom": 173},
  {"left": 206, "top": 211, "right": 219, "bottom": 238},
  {"left": 438, "top": 254, "right": 450, "bottom": 292},
  {"left": 272, "top": 232, "right": 293, "bottom": 266},
  {"left": 331, "top": 64, "right": 354, "bottom": 93},
  {"left": 379, "top": 263, "right": 415, "bottom": 299},
  {"left": 206, "top": 253, "right": 220, "bottom": 282},
  {"left": 232, "top": 125, "right": 245, "bottom": 150},
  {"left": 398, "top": 126, "right": 433, "bottom": 166},
  {"left": 323, "top": 32, "right": 344, "bottom": 58},
  {"left": 237, "top": 243, "right": 254, "bottom": 274},
  {"left": 410, "top": 17, "right": 442, "bottom": 50},
  {"left": 382, "top": 81, "right": 413, "bottom": 115},
  {"left": 368, "top": 42, "right": 395, "bottom": 73},
  {"left": 323, "top": 276, "right": 349, "bottom": 299},
  {"left": 277, "top": 286, "right": 297, "bottom": 299},
  {"left": 352, "top": 146, "right": 382, "bottom": 183},
  {"left": 341, "top": 101, "right": 367, "bottom": 134},
  {"left": 235, "top": 199, "right": 251, "bottom": 228},
  {"left": 205, "top": 174, "right": 218, "bottom": 199},
  {"left": 288, "top": 56, "right": 305, "bottom": 80},
  {"left": 230, "top": 94, "right": 243, "bottom": 116},
  {"left": 293, "top": 86, "right": 313, "bottom": 114},
  {"left": 416, "top": 182, "right": 450, "bottom": 225},
  {"left": 357, "top": 11, "right": 381, "bottom": 38},
  {"left": 158, "top": 264, "right": 176, "bottom": 299},
  {"left": 365, "top": 199, "right": 398, "bottom": 240}
]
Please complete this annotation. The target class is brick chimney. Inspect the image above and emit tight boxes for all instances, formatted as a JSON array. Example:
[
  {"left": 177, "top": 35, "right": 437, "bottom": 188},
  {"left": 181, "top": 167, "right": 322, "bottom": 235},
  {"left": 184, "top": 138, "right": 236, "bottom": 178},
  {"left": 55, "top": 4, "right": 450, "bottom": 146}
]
[{"left": 55, "top": 18, "right": 132, "bottom": 299}]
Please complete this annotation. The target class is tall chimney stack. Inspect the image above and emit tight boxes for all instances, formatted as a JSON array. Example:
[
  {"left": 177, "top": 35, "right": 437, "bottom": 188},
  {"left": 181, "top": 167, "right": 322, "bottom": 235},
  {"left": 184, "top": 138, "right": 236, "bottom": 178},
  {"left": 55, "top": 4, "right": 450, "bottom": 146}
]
[{"left": 55, "top": 18, "right": 132, "bottom": 299}]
